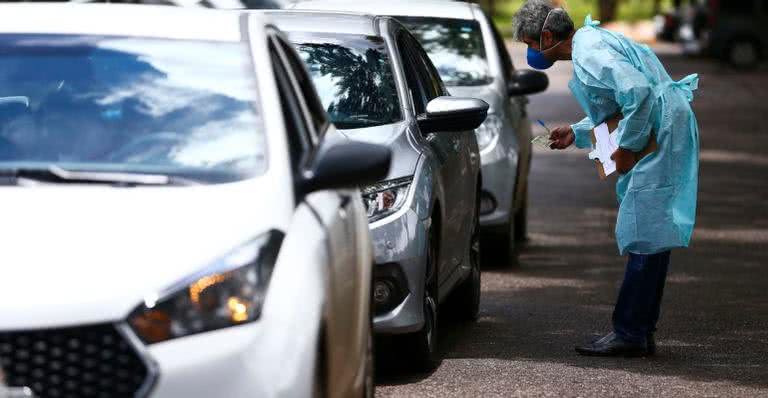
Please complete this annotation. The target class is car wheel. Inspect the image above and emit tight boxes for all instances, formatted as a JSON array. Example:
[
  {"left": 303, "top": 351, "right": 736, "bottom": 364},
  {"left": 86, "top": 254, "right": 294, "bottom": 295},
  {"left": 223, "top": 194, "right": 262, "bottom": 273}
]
[
  {"left": 402, "top": 229, "right": 439, "bottom": 371},
  {"left": 485, "top": 213, "right": 517, "bottom": 268},
  {"left": 313, "top": 340, "right": 326, "bottom": 398},
  {"left": 729, "top": 39, "right": 760, "bottom": 68},
  {"left": 362, "top": 321, "right": 375, "bottom": 398},
  {"left": 514, "top": 181, "right": 528, "bottom": 243},
  {"left": 450, "top": 197, "right": 481, "bottom": 321}
]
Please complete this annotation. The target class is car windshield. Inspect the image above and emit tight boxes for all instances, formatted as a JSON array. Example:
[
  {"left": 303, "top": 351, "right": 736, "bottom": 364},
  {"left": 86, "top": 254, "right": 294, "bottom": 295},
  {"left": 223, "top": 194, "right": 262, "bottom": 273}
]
[
  {"left": 289, "top": 33, "right": 401, "bottom": 130},
  {"left": 0, "top": 34, "right": 265, "bottom": 184},
  {"left": 397, "top": 17, "right": 492, "bottom": 86}
]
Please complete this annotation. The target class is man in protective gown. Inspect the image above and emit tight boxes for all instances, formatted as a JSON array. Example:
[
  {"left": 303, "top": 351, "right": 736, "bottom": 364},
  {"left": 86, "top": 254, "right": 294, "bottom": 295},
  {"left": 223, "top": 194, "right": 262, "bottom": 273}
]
[{"left": 514, "top": 0, "right": 700, "bottom": 356}]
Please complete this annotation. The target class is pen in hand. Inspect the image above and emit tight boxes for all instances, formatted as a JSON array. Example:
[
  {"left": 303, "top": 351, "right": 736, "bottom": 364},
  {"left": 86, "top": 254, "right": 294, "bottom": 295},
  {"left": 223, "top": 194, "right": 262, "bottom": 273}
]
[{"left": 531, "top": 119, "right": 554, "bottom": 149}]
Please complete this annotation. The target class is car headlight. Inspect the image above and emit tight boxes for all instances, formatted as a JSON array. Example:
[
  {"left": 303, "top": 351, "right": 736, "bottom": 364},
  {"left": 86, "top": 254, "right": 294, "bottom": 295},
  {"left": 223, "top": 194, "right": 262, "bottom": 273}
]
[
  {"left": 128, "top": 231, "right": 283, "bottom": 344},
  {"left": 361, "top": 176, "right": 412, "bottom": 222},
  {"left": 475, "top": 114, "right": 502, "bottom": 152}
]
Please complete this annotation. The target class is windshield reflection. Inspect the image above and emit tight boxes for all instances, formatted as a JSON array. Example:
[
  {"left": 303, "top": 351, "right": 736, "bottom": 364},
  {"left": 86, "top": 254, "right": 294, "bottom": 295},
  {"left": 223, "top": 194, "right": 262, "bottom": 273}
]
[
  {"left": 0, "top": 35, "right": 265, "bottom": 183},
  {"left": 290, "top": 33, "right": 402, "bottom": 130},
  {"left": 397, "top": 17, "right": 492, "bottom": 86}
]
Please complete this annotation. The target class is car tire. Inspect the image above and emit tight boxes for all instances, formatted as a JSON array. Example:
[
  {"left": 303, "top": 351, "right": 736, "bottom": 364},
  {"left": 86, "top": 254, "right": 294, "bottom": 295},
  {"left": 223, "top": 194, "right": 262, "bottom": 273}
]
[
  {"left": 728, "top": 39, "right": 760, "bottom": 68},
  {"left": 362, "top": 320, "right": 375, "bottom": 398},
  {"left": 313, "top": 336, "right": 326, "bottom": 398},
  {"left": 514, "top": 182, "right": 528, "bottom": 243},
  {"left": 402, "top": 229, "right": 439, "bottom": 372},
  {"left": 485, "top": 215, "right": 517, "bottom": 268},
  {"left": 450, "top": 196, "right": 481, "bottom": 321}
]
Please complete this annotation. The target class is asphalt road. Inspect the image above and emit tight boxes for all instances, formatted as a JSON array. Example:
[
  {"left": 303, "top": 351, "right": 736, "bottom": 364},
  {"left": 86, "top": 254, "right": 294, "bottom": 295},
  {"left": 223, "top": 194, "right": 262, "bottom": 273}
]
[{"left": 375, "top": 42, "right": 768, "bottom": 397}]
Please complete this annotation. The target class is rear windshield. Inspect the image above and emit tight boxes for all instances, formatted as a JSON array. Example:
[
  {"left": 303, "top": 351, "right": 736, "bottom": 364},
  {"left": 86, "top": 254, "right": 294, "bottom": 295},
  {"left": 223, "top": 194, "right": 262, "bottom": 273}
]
[
  {"left": 0, "top": 34, "right": 265, "bottom": 183},
  {"left": 289, "top": 33, "right": 402, "bottom": 130},
  {"left": 397, "top": 17, "right": 492, "bottom": 86}
]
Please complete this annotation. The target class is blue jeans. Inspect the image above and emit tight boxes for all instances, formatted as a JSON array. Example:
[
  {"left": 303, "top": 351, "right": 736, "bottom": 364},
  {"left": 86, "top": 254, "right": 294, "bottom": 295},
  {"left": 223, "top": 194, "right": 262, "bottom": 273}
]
[{"left": 612, "top": 251, "right": 671, "bottom": 343}]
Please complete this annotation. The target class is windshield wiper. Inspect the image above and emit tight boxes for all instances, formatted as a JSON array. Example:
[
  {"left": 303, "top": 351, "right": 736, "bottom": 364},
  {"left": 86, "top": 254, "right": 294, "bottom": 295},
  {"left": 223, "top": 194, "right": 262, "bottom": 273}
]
[{"left": 0, "top": 166, "right": 197, "bottom": 186}]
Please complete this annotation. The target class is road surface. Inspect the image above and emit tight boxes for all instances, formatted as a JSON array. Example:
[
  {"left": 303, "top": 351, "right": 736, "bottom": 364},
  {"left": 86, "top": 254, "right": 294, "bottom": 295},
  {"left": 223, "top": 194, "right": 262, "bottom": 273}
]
[{"left": 375, "top": 42, "right": 768, "bottom": 397}]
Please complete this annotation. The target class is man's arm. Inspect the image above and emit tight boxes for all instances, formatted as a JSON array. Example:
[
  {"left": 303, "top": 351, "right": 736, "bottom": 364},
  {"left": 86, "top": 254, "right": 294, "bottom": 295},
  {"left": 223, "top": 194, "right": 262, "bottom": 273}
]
[{"left": 570, "top": 116, "right": 595, "bottom": 149}]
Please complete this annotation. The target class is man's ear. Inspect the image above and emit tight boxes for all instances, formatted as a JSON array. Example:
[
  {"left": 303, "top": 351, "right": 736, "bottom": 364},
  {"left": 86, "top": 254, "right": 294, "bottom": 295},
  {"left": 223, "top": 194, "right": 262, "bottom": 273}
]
[{"left": 540, "top": 30, "right": 554, "bottom": 49}]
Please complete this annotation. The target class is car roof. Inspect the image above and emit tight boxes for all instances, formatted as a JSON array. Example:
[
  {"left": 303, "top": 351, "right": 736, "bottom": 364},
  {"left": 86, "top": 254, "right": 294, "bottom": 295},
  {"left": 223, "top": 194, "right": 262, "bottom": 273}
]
[
  {"left": 262, "top": 9, "right": 380, "bottom": 36},
  {"left": 0, "top": 3, "right": 256, "bottom": 42},
  {"left": 291, "top": 0, "right": 477, "bottom": 20}
]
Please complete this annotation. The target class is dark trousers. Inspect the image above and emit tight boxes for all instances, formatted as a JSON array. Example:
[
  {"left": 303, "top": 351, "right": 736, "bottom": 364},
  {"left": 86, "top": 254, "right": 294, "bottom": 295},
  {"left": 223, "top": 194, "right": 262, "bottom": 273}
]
[{"left": 612, "top": 251, "right": 671, "bottom": 343}]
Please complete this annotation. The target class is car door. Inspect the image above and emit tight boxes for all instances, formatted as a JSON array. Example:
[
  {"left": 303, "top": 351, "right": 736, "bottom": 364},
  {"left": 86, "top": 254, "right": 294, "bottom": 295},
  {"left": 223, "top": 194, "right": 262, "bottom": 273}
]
[
  {"left": 414, "top": 38, "right": 480, "bottom": 282},
  {"left": 397, "top": 31, "right": 468, "bottom": 285},
  {"left": 269, "top": 33, "right": 366, "bottom": 395}
]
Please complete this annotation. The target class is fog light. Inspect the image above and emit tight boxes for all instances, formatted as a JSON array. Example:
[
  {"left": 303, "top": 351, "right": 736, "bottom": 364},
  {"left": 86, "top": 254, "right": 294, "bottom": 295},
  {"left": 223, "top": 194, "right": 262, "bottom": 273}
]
[
  {"left": 373, "top": 280, "right": 394, "bottom": 305},
  {"left": 480, "top": 191, "right": 496, "bottom": 215},
  {"left": 373, "top": 264, "right": 409, "bottom": 315}
]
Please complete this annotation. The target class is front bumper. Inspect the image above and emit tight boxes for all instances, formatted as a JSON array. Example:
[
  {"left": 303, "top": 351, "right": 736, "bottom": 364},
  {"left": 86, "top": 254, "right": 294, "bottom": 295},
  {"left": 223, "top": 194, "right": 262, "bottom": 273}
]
[
  {"left": 478, "top": 142, "right": 518, "bottom": 228},
  {"left": 0, "top": 320, "right": 317, "bottom": 398},
  {"left": 148, "top": 321, "right": 315, "bottom": 398},
  {"left": 369, "top": 208, "right": 429, "bottom": 335}
]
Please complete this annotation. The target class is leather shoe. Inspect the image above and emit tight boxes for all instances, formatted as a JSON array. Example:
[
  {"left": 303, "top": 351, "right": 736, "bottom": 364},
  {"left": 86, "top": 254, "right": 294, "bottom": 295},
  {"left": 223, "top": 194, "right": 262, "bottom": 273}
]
[{"left": 576, "top": 332, "right": 647, "bottom": 357}]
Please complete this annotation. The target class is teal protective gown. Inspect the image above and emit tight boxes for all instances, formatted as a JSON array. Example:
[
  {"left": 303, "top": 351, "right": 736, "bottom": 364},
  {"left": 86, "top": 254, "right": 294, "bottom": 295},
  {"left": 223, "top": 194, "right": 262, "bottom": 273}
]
[{"left": 569, "top": 16, "right": 700, "bottom": 255}]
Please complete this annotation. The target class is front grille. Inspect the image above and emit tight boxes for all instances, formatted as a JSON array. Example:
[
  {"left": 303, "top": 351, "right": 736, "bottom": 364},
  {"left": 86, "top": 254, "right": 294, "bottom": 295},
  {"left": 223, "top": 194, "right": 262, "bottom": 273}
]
[{"left": 0, "top": 324, "right": 149, "bottom": 398}]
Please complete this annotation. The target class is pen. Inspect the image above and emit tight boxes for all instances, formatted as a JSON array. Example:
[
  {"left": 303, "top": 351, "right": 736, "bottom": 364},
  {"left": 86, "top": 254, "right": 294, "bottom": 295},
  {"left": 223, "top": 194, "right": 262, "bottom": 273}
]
[{"left": 537, "top": 119, "right": 551, "bottom": 135}]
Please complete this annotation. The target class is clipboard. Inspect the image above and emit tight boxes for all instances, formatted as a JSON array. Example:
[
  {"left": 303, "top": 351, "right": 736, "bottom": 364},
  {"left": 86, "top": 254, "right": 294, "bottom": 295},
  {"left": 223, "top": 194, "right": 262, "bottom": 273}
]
[{"left": 590, "top": 115, "right": 658, "bottom": 180}]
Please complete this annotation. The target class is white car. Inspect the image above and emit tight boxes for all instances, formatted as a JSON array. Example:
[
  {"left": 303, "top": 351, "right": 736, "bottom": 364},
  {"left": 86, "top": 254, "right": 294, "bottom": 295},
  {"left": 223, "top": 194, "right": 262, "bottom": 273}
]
[{"left": 0, "top": 4, "right": 389, "bottom": 398}]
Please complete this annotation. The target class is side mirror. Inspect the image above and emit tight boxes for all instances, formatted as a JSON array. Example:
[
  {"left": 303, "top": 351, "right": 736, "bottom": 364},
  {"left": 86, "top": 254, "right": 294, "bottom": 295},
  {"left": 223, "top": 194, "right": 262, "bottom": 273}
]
[
  {"left": 302, "top": 141, "right": 391, "bottom": 193},
  {"left": 417, "top": 96, "right": 489, "bottom": 134},
  {"left": 507, "top": 69, "right": 549, "bottom": 96}
]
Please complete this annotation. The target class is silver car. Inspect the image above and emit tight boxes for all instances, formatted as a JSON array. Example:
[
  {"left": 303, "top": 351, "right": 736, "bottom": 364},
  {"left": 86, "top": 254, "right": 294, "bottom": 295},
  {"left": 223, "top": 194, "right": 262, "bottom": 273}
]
[
  {"left": 293, "top": 0, "right": 550, "bottom": 263},
  {"left": 268, "top": 10, "right": 488, "bottom": 369}
]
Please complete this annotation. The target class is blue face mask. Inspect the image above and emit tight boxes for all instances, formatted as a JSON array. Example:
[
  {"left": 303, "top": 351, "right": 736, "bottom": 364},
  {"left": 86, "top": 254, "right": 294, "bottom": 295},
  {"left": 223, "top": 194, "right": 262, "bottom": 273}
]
[
  {"left": 527, "top": 47, "right": 555, "bottom": 70},
  {"left": 527, "top": 8, "right": 562, "bottom": 70}
]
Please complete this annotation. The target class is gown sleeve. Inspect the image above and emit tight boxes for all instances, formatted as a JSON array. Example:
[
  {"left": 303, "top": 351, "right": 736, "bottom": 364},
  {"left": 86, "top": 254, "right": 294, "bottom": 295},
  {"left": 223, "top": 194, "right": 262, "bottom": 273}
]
[
  {"left": 576, "top": 47, "right": 655, "bottom": 152},
  {"left": 570, "top": 116, "right": 595, "bottom": 149}
]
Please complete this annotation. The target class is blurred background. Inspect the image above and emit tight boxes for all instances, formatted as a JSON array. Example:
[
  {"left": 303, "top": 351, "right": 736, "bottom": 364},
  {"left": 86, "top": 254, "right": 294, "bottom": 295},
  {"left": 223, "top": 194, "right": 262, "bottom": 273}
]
[{"left": 8, "top": 0, "right": 762, "bottom": 68}]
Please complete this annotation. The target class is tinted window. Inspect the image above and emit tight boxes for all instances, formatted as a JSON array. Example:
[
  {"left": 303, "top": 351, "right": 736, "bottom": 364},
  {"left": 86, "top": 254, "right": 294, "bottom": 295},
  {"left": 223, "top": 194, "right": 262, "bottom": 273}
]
[
  {"left": 397, "top": 17, "right": 492, "bottom": 86},
  {"left": 407, "top": 34, "right": 445, "bottom": 100},
  {"left": 0, "top": 35, "right": 265, "bottom": 183},
  {"left": 276, "top": 37, "right": 328, "bottom": 138},
  {"left": 397, "top": 35, "right": 429, "bottom": 115},
  {"left": 270, "top": 41, "right": 309, "bottom": 170},
  {"left": 289, "top": 33, "right": 401, "bottom": 130}
]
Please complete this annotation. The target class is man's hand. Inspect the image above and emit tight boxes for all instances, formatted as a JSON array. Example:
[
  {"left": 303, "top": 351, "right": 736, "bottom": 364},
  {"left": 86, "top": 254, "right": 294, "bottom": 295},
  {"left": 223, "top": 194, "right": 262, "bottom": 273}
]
[
  {"left": 611, "top": 148, "right": 637, "bottom": 174},
  {"left": 549, "top": 126, "right": 575, "bottom": 150}
]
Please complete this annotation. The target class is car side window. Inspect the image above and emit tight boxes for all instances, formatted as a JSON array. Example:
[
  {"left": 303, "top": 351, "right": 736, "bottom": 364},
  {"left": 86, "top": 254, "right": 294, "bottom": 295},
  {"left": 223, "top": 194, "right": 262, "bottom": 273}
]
[
  {"left": 270, "top": 36, "right": 321, "bottom": 149},
  {"left": 396, "top": 33, "right": 429, "bottom": 115},
  {"left": 488, "top": 14, "right": 515, "bottom": 82},
  {"left": 408, "top": 35, "right": 445, "bottom": 99},
  {"left": 269, "top": 38, "right": 311, "bottom": 169},
  {"left": 275, "top": 36, "right": 330, "bottom": 139}
]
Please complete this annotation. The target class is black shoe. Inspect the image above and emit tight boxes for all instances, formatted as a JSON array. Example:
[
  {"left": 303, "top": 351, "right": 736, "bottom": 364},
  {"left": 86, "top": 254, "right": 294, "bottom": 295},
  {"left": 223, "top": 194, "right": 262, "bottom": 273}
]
[
  {"left": 646, "top": 333, "right": 656, "bottom": 356},
  {"left": 576, "top": 332, "right": 647, "bottom": 357}
]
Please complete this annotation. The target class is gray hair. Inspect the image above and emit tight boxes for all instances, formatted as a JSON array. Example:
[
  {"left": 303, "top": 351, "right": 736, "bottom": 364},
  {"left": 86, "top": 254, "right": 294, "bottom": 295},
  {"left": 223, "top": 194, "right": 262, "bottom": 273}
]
[{"left": 513, "top": 0, "right": 575, "bottom": 42}]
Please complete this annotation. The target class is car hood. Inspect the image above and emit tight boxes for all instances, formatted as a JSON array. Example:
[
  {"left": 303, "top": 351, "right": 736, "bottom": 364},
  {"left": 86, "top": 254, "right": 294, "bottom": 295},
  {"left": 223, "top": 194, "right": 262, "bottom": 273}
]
[
  {"left": 0, "top": 179, "right": 288, "bottom": 330},
  {"left": 333, "top": 122, "right": 420, "bottom": 182},
  {"left": 447, "top": 84, "right": 503, "bottom": 114}
]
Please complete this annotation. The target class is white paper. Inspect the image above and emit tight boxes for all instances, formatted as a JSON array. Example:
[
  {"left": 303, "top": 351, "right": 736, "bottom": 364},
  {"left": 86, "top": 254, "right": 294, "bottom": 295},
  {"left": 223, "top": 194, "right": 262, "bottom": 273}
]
[{"left": 589, "top": 123, "right": 618, "bottom": 176}]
